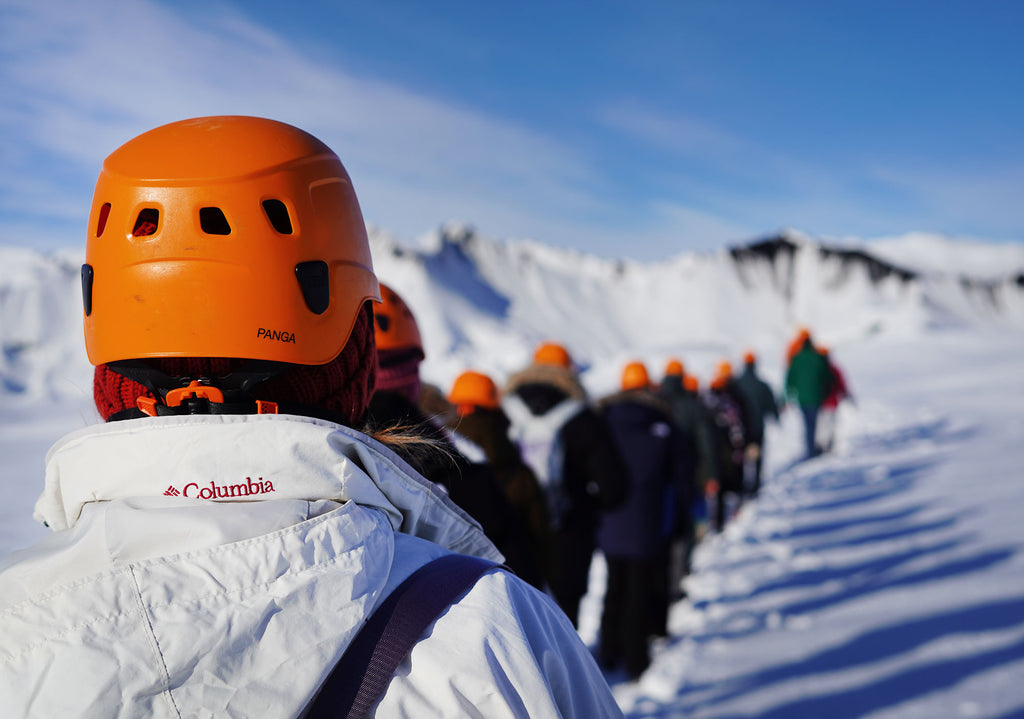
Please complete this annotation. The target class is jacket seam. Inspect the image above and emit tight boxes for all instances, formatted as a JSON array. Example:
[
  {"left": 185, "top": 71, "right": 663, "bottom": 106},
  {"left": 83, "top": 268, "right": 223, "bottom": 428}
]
[{"left": 127, "top": 563, "right": 183, "bottom": 718}]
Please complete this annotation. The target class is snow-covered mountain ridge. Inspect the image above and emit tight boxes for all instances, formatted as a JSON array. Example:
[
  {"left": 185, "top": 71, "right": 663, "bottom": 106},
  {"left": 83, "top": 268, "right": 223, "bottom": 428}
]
[
  {"left": 1, "top": 229, "right": 1022, "bottom": 405},
  {"left": 370, "top": 227, "right": 1024, "bottom": 390}
]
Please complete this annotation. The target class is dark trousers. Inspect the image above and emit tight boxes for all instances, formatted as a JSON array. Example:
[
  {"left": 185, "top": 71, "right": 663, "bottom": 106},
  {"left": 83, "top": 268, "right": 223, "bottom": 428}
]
[
  {"left": 746, "top": 444, "right": 764, "bottom": 495},
  {"left": 800, "top": 404, "right": 820, "bottom": 458},
  {"left": 600, "top": 555, "right": 659, "bottom": 679},
  {"left": 547, "top": 529, "right": 595, "bottom": 627}
]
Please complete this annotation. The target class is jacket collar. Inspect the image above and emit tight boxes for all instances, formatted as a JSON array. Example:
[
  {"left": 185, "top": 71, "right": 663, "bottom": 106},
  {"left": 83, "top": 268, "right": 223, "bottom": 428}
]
[{"left": 36, "top": 413, "right": 501, "bottom": 560}]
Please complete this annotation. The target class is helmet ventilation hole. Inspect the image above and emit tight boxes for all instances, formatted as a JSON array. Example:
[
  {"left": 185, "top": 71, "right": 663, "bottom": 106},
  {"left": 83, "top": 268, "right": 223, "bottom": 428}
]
[
  {"left": 295, "top": 261, "right": 330, "bottom": 314},
  {"left": 262, "top": 199, "right": 293, "bottom": 234},
  {"left": 132, "top": 208, "right": 159, "bottom": 237},
  {"left": 95, "top": 203, "right": 111, "bottom": 237},
  {"left": 199, "top": 207, "right": 231, "bottom": 235}
]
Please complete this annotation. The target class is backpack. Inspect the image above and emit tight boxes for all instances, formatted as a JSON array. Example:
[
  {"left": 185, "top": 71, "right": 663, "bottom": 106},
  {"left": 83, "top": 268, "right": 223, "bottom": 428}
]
[
  {"left": 502, "top": 394, "right": 585, "bottom": 531},
  {"left": 305, "top": 553, "right": 504, "bottom": 719}
]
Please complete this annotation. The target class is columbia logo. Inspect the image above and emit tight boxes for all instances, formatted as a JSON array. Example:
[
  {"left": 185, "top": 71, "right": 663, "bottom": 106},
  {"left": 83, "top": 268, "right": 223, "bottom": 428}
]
[{"left": 164, "top": 486, "right": 181, "bottom": 497}]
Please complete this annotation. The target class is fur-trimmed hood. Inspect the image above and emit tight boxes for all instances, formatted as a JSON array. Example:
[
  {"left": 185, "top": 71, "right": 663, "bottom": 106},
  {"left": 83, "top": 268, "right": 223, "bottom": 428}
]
[{"left": 504, "top": 363, "right": 588, "bottom": 403}]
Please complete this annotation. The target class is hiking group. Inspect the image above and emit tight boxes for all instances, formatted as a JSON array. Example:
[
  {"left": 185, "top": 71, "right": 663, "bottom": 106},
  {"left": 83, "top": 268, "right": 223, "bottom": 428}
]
[{"left": 0, "top": 116, "right": 852, "bottom": 715}]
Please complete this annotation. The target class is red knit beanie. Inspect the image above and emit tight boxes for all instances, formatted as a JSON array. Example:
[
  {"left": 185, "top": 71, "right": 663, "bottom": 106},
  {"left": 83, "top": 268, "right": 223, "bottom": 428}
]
[{"left": 94, "top": 303, "right": 377, "bottom": 425}]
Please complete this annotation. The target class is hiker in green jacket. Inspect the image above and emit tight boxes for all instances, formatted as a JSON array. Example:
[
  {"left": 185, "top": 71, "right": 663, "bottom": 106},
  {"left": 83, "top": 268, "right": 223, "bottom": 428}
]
[{"left": 784, "top": 332, "right": 833, "bottom": 459}]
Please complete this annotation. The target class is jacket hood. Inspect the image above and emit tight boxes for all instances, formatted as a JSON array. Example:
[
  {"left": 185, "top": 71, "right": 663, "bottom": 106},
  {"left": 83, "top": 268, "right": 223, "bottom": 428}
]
[
  {"left": 504, "top": 363, "right": 588, "bottom": 403},
  {"left": 36, "top": 413, "right": 500, "bottom": 561}
]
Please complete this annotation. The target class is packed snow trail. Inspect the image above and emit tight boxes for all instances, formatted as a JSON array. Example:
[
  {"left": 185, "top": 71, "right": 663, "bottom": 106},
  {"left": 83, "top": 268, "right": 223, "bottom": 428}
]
[{"left": 601, "top": 332, "right": 1024, "bottom": 718}]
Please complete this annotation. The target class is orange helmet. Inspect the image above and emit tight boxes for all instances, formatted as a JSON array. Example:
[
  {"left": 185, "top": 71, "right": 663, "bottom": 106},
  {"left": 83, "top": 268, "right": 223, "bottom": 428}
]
[
  {"left": 664, "top": 358, "right": 684, "bottom": 377},
  {"left": 742, "top": 350, "right": 756, "bottom": 365},
  {"left": 448, "top": 370, "right": 500, "bottom": 415},
  {"left": 621, "top": 361, "right": 650, "bottom": 391},
  {"left": 82, "top": 116, "right": 379, "bottom": 367},
  {"left": 533, "top": 341, "right": 572, "bottom": 369},
  {"left": 716, "top": 360, "right": 733, "bottom": 379},
  {"left": 374, "top": 283, "right": 424, "bottom": 357},
  {"left": 683, "top": 375, "right": 699, "bottom": 392}
]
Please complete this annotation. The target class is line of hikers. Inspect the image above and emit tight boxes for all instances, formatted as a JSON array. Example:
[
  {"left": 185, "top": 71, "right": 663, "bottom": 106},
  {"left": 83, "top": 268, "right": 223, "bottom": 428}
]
[{"left": 390, "top": 298, "right": 856, "bottom": 681}]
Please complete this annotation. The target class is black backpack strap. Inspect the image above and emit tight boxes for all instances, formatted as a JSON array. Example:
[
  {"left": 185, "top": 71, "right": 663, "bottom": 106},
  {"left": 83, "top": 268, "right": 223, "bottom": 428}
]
[{"left": 305, "top": 553, "right": 505, "bottom": 719}]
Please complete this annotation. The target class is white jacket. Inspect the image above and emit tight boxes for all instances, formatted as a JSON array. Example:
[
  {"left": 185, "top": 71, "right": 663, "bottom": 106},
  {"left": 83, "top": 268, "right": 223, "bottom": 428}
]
[{"left": 0, "top": 414, "right": 622, "bottom": 718}]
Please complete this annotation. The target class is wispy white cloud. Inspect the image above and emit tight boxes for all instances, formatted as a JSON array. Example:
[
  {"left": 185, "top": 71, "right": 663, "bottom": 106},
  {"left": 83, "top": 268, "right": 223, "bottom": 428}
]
[
  {"left": 597, "top": 98, "right": 1024, "bottom": 242},
  {"left": 868, "top": 161, "right": 1024, "bottom": 239},
  {"left": 0, "top": 0, "right": 610, "bottom": 251},
  {"left": 597, "top": 99, "right": 836, "bottom": 191},
  {"left": 1, "top": 0, "right": 1019, "bottom": 259}
]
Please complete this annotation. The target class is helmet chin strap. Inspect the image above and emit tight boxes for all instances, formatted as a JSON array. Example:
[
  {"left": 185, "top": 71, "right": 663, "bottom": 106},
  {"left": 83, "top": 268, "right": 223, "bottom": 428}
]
[{"left": 105, "top": 359, "right": 291, "bottom": 417}]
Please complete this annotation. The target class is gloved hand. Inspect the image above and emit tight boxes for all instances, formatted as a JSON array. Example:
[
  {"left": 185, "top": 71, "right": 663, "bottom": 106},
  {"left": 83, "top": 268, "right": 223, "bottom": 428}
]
[{"left": 745, "top": 443, "right": 761, "bottom": 461}]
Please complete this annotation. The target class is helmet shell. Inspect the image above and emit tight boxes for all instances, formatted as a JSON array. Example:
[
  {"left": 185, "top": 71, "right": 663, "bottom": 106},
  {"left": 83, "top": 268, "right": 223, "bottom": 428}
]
[
  {"left": 374, "top": 283, "right": 424, "bottom": 356},
  {"left": 448, "top": 370, "right": 500, "bottom": 412},
  {"left": 621, "top": 361, "right": 650, "bottom": 391},
  {"left": 83, "top": 116, "right": 379, "bottom": 366},
  {"left": 533, "top": 341, "right": 572, "bottom": 369}
]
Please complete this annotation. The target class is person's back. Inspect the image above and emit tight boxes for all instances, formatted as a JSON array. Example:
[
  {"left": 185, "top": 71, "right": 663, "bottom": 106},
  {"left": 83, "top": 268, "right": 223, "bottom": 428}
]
[
  {"left": 657, "top": 370, "right": 716, "bottom": 590},
  {"left": 733, "top": 358, "right": 779, "bottom": 445},
  {"left": 597, "top": 390, "right": 693, "bottom": 560},
  {"left": 447, "top": 370, "right": 550, "bottom": 536},
  {"left": 786, "top": 337, "right": 834, "bottom": 458},
  {"left": 658, "top": 373, "right": 718, "bottom": 487},
  {"left": 449, "top": 400, "right": 552, "bottom": 574},
  {"left": 504, "top": 359, "right": 628, "bottom": 537},
  {"left": 786, "top": 340, "right": 833, "bottom": 408},
  {"left": 733, "top": 352, "right": 780, "bottom": 495},
  {"left": 817, "top": 348, "right": 852, "bottom": 454},
  {"left": 702, "top": 376, "right": 748, "bottom": 530},
  {"left": 366, "top": 386, "right": 546, "bottom": 590},
  {"left": 821, "top": 355, "right": 850, "bottom": 411},
  {"left": 503, "top": 346, "right": 628, "bottom": 626},
  {"left": 0, "top": 117, "right": 622, "bottom": 718},
  {"left": 596, "top": 364, "right": 693, "bottom": 678}
]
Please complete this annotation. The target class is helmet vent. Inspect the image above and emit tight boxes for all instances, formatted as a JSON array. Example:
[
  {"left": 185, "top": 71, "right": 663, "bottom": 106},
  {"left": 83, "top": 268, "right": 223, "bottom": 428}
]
[
  {"left": 295, "top": 261, "right": 330, "bottom": 314},
  {"left": 81, "top": 264, "right": 94, "bottom": 316},
  {"left": 95, "top": 203, "right": 111, "bottom": 237},
  {"left": 199, "top": 207, "right": 231, "bottom": 235},
  {"left": 262, "top": 199, "right": 293, "bottom": 234},
  {"left": 133, "top": 208, "right": 159, "bottom": 237}
]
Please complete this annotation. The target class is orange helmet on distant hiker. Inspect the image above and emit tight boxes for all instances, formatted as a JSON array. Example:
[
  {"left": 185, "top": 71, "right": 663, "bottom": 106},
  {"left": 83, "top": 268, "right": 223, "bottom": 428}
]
[
  {"left": 448, "top": 370, "right": 501, "bottom": 415},
  {"left": 621, "top": 361, "right": 650, "bottom": 391},
  {"left": 533, "top": 341, "right": 573, "bottom": 369},
  {"left": 374, "top": 283, "right": 424, "bottom": 358}
]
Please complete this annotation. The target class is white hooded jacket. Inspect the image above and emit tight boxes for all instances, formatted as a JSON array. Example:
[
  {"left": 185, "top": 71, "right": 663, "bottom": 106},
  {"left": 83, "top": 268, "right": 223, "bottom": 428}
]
[{"left": 0, "top": 413, "right": 622, "bottom": 718}]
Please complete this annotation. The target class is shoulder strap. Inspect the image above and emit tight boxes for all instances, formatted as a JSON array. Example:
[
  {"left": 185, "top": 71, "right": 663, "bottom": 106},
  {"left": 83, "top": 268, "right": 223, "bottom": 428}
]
[{"left": 305, "top": 553, "right": 504, "bottom": 719}]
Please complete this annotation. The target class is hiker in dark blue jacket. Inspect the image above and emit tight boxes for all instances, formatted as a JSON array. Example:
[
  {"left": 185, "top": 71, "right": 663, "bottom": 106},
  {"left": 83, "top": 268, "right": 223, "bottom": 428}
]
[
  {"left": 734, "top": 350, "right": 780, "bottom": 496},
  {"left": 596, "top": 361, "right": 696, "bottom": 680}
]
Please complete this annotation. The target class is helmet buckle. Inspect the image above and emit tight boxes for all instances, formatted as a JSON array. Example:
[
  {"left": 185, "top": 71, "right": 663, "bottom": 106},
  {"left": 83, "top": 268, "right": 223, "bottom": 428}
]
[{"left": 165, "top": 380, "right": 225, "bottom": 410}]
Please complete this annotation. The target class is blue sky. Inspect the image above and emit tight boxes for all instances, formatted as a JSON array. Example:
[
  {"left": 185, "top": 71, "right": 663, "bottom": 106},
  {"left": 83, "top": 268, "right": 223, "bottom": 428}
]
[{"left": 1, "top": 0, "right": 1022, "bottom": 260}]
